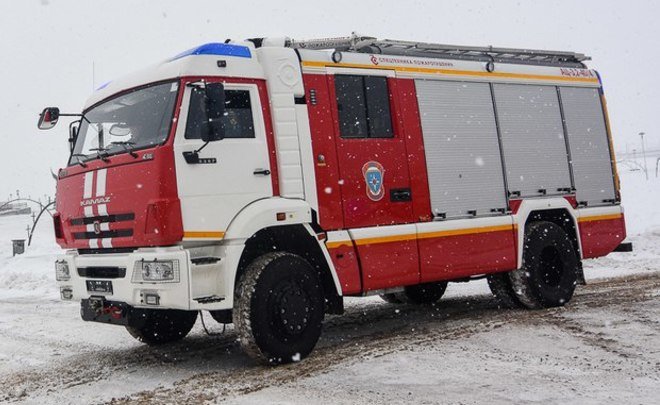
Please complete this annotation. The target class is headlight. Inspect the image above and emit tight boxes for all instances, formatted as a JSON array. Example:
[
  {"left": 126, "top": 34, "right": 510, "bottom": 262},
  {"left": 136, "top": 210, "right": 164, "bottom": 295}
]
[
  {"left": 132, "top": 259, "right": 180, "bottom": 283},
  {"left": 143, "top": 261, "right": 174, "bottom": 281},
  {"left": 55, "top": 261, "right": 70, "bottom": 281}
]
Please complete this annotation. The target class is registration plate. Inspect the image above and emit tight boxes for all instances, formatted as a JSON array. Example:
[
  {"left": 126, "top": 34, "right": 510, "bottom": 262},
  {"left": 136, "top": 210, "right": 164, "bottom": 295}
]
[{"left": 86, "top": 280, "right": 113, "bottom": 294}]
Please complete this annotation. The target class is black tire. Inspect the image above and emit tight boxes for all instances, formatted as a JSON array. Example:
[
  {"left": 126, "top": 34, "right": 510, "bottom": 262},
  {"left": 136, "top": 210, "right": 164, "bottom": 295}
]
[
  {"left": 209, "top": 309, "right": 232, "bottom": 324},
  {"left": 509, "top": 221, "right": 580, "bottom": 309},
  {"left": 233, "top": 252, "right": 325, "bottom": 365},
  {"left": 487, "top": 272, "right": 524, "bottom": 309},
  {"left": 380, "top": 293, "right": 405, "bottom": 304},
  {"left": 380, "top": 282, "right": 448, "bottom": 305},
  {"left": 126, "top": 309, "right": 197, "bottom": 345}
]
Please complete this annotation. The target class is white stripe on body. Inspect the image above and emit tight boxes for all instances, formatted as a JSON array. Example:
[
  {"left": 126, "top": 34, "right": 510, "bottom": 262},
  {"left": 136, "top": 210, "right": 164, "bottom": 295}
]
[
  {"left": 83, "top": 171, "right": 94, "bottom": 199},
  {"left": 95, "top": 168, "right": 107, "bottom": 197}
]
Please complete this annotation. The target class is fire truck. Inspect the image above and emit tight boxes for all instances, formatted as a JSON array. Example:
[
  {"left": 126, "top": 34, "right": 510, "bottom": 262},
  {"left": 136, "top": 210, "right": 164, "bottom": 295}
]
[{"left": 39, "top": 34, "right": 628, "bottom": 364}]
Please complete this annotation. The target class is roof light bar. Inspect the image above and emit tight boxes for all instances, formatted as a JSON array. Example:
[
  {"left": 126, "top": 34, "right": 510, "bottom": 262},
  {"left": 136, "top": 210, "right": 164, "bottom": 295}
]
[{"left": 171, "top": 43, "right": 251, "bottom": 61}]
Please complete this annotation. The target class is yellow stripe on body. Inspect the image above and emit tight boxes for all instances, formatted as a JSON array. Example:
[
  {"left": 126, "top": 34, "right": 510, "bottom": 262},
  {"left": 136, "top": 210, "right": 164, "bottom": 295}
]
[
  {"left": 326, "top": 224, "right": 514, "bottom": 249},
  {"left": 326, "top": 240, "right": 353, "bottom": 249},
  {"left": 416, "top": 224, "right": 514, "bottom": 240},
  {"left": 301, "top": 61, "right": 600, "bottom": 84},
  {"left": 578, "top": 213, "right": 623, "bottom": 223},
  {"left": 183, "top": 231, "right": 225, "bottom": 239},
  {"left": 353, "top": 232, "right": 418, "bottom": 246}
]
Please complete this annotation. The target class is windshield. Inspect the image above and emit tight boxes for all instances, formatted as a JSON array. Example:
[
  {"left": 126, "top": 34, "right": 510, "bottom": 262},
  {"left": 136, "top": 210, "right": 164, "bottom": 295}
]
[{"left": 69, "top": 81, "right": 179, "bottom": 165}]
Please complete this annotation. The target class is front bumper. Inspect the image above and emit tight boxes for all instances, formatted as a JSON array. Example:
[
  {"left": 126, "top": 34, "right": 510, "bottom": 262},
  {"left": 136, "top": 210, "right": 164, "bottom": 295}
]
[
  {"left": 80, "top": 297, "right": 169, "bottom": 328},
  {"left": 80, "top": 297, "right": 133, "bottom": 326},
  {"left": 56, "top": 245, "right": 239, "bottom": 311}
]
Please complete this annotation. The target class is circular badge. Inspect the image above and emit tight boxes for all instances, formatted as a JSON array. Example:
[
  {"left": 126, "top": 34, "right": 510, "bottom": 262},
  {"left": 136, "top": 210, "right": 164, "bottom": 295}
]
[{"left": 362, "top": 161, "right": 385, "bottom": 201}]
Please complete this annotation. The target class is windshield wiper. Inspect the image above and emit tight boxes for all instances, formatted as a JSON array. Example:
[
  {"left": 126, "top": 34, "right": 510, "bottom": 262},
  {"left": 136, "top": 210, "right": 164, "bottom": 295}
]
[
  {"left": 89, "top": 147, "right": 111, "bottom": 162},
  {"left": 70, "top": 153, "right": 88, "bottom": 168},
  {"left": 111, "top": 141, "right": 138, "bottom": 158}
]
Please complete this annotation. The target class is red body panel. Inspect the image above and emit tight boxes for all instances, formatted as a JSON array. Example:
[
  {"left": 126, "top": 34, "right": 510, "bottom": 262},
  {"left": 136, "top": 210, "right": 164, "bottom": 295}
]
[
  {"left": 55, "top": 146, "right": 183, "bottom": 249},
  {"left": 327, "top": 244, "right": 362, "bottom": 295},
  {"left": 509, "top": 199, "right": 523, "bottom": 215},
  {"left": 419, "top": 229, "right": 517, "bottom": 282},
  {"left": 579, "top": 216, "right": 626, "bottom": 259},
  {"left": 396, "top": 79, "right": 433, "bottom": 222},
  {"left": 326, "top": 75, "right": 415, "bottom": 229},
  {"left": 563, "top": 195, "right": 578, "bottom": 208},
  {"left": 303, "top": 74, "right": 345, "bottom": 230},
  {"left": 357, "top": 240, "right": 420, "bottom": 291}
]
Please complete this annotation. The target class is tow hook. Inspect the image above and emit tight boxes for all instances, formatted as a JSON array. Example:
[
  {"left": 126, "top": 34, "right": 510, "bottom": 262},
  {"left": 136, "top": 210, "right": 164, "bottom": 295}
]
[{"left": 89, "top": 296, "right": 105, "bottom": 315}]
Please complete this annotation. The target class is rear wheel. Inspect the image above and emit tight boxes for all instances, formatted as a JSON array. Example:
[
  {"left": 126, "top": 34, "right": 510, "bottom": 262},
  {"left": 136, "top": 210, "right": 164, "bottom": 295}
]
[
  {"left": 234, "top": 252, "right": 325, "bottom": 365},
  {"left": 487, "top": 272, "right": 524, "bottom": 309},
  {"left": 509, "top": 221, "right": 580, "bottom": 309},
  {"left": 380, "top": 293, "right": 405, "bottom": 304},
  {"left": 380, "top": 281, "right": 448, "bottom": 305},
  {"left": 126, "top": 309, "right": 197, "bottom": 345}
]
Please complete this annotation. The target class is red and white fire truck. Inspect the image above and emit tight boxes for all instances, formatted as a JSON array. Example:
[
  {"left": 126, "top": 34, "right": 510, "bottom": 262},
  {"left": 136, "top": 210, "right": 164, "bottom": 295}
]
[{"left": 40, "top": 34, "right": 628, "bottom": 364}]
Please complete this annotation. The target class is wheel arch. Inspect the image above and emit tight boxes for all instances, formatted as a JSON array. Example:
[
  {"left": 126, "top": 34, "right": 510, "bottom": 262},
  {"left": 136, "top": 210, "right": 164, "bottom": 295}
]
[
  {"left": 513, "top": 198, "right": 583, "bottom": 268},
  {"left": 234, "top": 223, "right": 343, "bottom": 315}
]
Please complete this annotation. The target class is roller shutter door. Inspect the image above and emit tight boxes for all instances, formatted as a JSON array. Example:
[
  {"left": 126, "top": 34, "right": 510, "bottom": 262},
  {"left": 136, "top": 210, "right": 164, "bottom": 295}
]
[
  {"left": 416, "top": 80, "right": 507, "bottom": 218},
  {"left": 493, "top": 84, "right": 572, "bottom": 197},
  {"left": 559, "top": 87, "right": 616, "bottom": 206}
]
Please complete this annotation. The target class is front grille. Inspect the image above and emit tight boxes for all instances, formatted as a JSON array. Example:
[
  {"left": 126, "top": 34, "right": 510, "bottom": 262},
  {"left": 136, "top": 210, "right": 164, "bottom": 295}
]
[
  {"left": 70, "top": 213, "right": 135, "bottom": 226},
  {"left": 70, "top": 212, "right": 135, "bottom": 241},
  {"left": 78, "top": 266, "right": 126, "bottom": 279},
  {"left": 73, "top": 229, "right": 133, "bottom": 240}
]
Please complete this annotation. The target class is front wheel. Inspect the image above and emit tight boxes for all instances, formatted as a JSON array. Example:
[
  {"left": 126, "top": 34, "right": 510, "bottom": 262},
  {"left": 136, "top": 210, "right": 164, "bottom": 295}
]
[
  {"left": 126, "top": 309, "right": 197, "bottom": 345},
  {"left": 233, "top": 252, "right": 325, "bottom": 365}
]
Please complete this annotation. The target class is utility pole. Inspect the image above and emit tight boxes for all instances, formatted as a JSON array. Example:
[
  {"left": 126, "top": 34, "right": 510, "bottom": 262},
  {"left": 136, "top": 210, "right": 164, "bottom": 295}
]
[{"left": 639, "top": 132, "right": 648, "bottom": 180}]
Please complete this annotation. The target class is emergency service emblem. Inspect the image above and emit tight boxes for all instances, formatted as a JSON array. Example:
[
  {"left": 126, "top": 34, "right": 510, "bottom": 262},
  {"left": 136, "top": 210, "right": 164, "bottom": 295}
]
[{"left": 362, "top": 161, "right": 385, "bottom": 201}]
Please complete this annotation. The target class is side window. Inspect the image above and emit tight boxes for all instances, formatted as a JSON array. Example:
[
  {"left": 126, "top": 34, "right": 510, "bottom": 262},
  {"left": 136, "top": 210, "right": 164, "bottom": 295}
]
[
  {"left": 335, "top": 75, "right": 393, "bottom": 138},
  {"left": 185, "top": 88, "right": 255, "bottom": 139}
]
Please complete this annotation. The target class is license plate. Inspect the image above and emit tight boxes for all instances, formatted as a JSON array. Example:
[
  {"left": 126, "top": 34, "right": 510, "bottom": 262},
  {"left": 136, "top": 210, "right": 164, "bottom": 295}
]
[{"left": 86, "top": 280, "right": 113, "bottom": 294}]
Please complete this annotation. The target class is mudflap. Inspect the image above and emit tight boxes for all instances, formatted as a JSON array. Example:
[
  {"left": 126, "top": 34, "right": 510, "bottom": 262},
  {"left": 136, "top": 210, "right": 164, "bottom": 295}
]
[
  {"left": 576, "top": 261, "right": 586, "bottom": 286},
  {"left": 80, "top": 297, "right": 149, "bottom": 328}
]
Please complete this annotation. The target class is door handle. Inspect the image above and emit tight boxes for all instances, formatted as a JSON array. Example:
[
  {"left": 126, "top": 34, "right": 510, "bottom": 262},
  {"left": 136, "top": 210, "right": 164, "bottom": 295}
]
[
  {"left": 390, "top": 188, "right": 412, "bottom": 202},
  {"left": 182, "top": 151, "right": 216, "bottom": 164},
  {"left": 253, "top": 169, "right": 271, "bottom": 176}
]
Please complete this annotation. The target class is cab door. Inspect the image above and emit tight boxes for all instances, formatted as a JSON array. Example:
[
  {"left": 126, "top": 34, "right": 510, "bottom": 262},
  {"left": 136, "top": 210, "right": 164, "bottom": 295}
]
[
  {"left": 328, "top": 71, "right": 414, "bottom": 228},
  {"left": 173, "top": 79, "right": 274, "bottom": 241},
  {"left": 327, "top": 70, "right": 418, "bottom": 291}
]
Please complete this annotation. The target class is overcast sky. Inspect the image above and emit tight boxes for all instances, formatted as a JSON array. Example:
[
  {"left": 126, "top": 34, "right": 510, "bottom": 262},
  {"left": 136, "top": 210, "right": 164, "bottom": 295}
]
[{"left": 1, "top": 0, "right": 658, "bottom": 199}]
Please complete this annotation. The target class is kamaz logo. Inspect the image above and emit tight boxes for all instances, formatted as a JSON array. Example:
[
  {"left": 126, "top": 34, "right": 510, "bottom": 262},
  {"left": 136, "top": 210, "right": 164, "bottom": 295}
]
[{"left": 80, "top": 196, "right": 111, "bottom": 207}]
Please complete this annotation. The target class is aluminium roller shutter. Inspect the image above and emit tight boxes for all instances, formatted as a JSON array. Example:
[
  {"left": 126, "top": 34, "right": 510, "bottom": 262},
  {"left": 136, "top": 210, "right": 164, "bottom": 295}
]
[
  {"left": 416, "top": 80, "right": 507, "bottom": 218},
  {"left": 493, "top": 84, "right": 573, "bottom": 198},
  {"left": 559, "top": 86, "right": 616, "bottom": 206}
]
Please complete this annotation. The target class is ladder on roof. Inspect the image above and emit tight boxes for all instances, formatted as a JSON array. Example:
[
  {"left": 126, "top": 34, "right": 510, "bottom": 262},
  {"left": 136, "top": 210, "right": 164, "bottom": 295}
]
[{"left": 287, "top": 33, "right": 590, "bottom": 66}]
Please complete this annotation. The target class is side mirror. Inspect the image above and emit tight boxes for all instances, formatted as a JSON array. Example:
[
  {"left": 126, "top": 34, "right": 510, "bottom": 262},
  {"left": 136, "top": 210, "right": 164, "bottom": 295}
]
[
  {"left": 202, "top": 83, "right": 225, "bottom": 143},
  {"left": 68, "top": 120, "right": 80, "bottom": 153},
  {"left": 38, "top": 107, "right": 60, "bottom": 130}
]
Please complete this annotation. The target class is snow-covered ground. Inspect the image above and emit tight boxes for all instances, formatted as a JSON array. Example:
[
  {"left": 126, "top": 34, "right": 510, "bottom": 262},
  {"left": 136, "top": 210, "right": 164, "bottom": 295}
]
[{"left": 0, "top": 169, "right": 658, "bottom": 404}]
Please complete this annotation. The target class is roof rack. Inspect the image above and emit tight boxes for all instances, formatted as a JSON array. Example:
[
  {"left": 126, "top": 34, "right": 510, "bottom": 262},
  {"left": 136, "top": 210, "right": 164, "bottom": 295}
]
[{"left": 287, "top": 33, "right": 590, "bottom": 67}]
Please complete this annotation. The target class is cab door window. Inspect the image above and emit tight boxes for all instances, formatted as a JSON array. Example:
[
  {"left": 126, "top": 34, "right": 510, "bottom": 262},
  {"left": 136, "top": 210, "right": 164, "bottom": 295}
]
[
  {"left": 335, "top": 75, "right": 394, "bottom": 138},
  {"left": 185, "top": 88, "right": 255, "bottom": 139}
]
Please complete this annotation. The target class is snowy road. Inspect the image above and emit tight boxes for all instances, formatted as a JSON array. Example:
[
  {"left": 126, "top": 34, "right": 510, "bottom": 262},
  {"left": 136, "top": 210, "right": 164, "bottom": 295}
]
[
  {"left": 1, "top": 269, "right": 658, "bottom": 404},
  {"left": 1, "top": 170, "right": 659, "bottom": 404}
]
